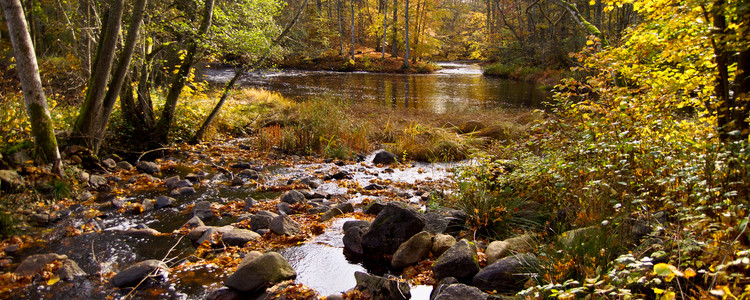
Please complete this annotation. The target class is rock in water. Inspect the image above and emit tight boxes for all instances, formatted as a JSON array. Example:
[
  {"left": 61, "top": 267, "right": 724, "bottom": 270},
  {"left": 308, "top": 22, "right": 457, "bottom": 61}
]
[
  {"left": 224, "top": 252, "right": 296, "bottom": 292},
  {"left": 270, "top": 215, "right": 301, "bottom": 235},
  {"left": 155, "top": 195, "right": 176, "bottom": 209},
  {"left": 57, "top": 259, "right": 87, "bottom": 281},
  {"left": 391, "top": 231, "right": 432, "bottom": 268},
  {"left": 431, "top": 239, "right": 479, "bottom": 281},
  {"left": 433, "top": 283, "right": 488, "bottom": 300},
  {"left": 472, "top": 254, "right": 539, "bottom": 292},
  {"left": 15, "top": 253, "right": 67, "bottom": 277},
  {"left": 281, "top": 190, "right": 306, "bottom": 204},
  {"left": 361, "top": 203, "right": 425, "bottom": 255},
  {"left": 136, "top": 161, "right": 160, "bottom": 175},
  {"left": 112, "top": 260, "right": 169, "bottom": 288},
  {"left": 222, "top": 229, "right": 261, "bottom": 246},
  {"left": 354, "top": 271, "right": 411, "bottom": 300},
  {"left": 372, "top": 151, "right": 398, "bottom": 165},
  {"left": 343, "top": 226, "right": 366, "bottom": 256}
]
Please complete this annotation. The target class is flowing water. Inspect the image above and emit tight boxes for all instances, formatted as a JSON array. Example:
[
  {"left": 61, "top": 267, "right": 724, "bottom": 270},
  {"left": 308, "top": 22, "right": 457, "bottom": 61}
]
[{"left": 199, "top": 62, "right": 550, "bottom": 112}]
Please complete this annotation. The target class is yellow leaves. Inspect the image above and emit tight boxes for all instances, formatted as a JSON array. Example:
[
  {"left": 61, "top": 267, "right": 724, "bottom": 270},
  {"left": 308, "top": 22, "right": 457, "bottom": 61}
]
[
  {"left": 46, "top": 276, "right": 60, "bottom": 286},
  {"left": 653, "top": 263, "right": 684, "bottom": 282},
  {"left": 653, "top": 287, "right": 676, "bottom": 300}
]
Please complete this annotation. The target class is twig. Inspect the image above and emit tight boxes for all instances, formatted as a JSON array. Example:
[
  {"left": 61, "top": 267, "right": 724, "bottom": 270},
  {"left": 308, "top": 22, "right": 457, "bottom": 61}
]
[
  {"left": 136, "top": 147, "right": 172, "bottom": 164},
  {"left": 91, "top": 237, "right": 103, "bottom": 282},
  {"left": 122, "top": 235, "right": 185, "bottom": 299}
]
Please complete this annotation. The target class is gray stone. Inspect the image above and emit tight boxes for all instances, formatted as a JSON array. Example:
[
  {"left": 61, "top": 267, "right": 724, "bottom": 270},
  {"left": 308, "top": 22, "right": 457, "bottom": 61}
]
[
  {"left": 102, "top": 158, "right": 117, "bottom": 169},
  {"left": 472, "top": 254, "right": 539, "bottom": 292},
  {"left": 89, "top": 175, "right": 107, "bottom": 188},
  {"left": 192, "top": 201, "right": 214, "bottom": 220},
  {"left": 251, "top": 215, "right": 274, "bottom": 231},
  {"left": 431, "top": 234, "right": 456, "bottom": 257},
  {"left": 486, "top": 234, "right": 537, "bottom": 265},
  {"left": 224, "top": 252, "right": 296, "bottom": 292},
  {"left": 430, "top": 277, "right": 459, "bottom": 299},
  {"left": 56, "top": 259, "right": 87, "bottom": 281},
  {"left": 321, "top": 208, "right": 344, "bottom": 221},
  {"left": 281, "top": 190, "right": 306, "bottom": 204},
  {"left": 222, "top": 229, "right": 261, "bottom": 246},
  {"left": 78, "top": 171, "right": 90, "bottom": 184},
  {"left": 391, "top": 231, "right": 432, "bottom": 268},
  {"left": 423, "top": 212, "right": 449, "bottom": 234},
  {"left": 276, "top": 202, "right": 293, "bottom": 215},
  {"left": 164, "top": 176, "right": 180, "bottom": 189},
  {"left": 207, "top": 288, "right": 245, "bottom": 300},
  {"left": 343, "top": 220, "right": 370, "bottom": 232},
  {"left": 372, "top": 151, "right": 398, "bottom": 165},
  {"left": 112, "top": 260, "right": 169, "bottom": 287},
  {"left": 136, "top": 161, "right": 160, "bottom": 175},
  {"left": 155, "top": 195, "right": 176, "bottom": 209},
  {"left": 142, "top": 199, "right": 155, "bottom": 212},
  {"left": 307, "top": 204, "right": 331, "bottom": 214},
  {"left": 238, "top": 169, "right": 261, "bottom": 180},
  {"left": 231, "top": 177, "right": 244, "bottom": 186},
  {"left": 343, "top": 226, "right": 366, "bottom": 255},
  {"left": 78, "top": 191, "right": 93, "bottom": 202},
  {"left": 116, "top": 161, "right": 134, "bottom": 170},
  {"left": 236, "top": 213, "right": 253, "bottom": 222},
  {"left": 432, "top": 239, "right": 479, "bottom": 281},
  {"left": 123, "top": 227, "right": 161, "bottom": 236},
  {"left": 433, "top": 283, "right": 488, "bottom": 300},
  {"left": 354, "top": 271, "right": 410, "bottom": 300},
  {"left": 170, "top": 186, "right": 196, "bottom": 197},
  {"left": 270, "top": 215, "right": 301, "bottom": 235},
  {"left": 332, "top": 202, "right": 354, "bottom": 213},
  {"left": 111, "top": 198, "right": 127, "bottom": 209},
  {"left": 15, "top": 253, "right": 67, "bottom": 276},
  {"left": 361, "top": 203, "right": 425, "bottom": 255}
]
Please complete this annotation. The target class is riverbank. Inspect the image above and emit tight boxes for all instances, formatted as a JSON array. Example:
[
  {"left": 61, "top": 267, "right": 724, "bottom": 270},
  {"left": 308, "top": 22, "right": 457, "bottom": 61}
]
[
  {"left": 277, "top": 46, "right": 439, "bottom": 74},
  {"left": 482, "top": 61, "right": 571, "bottom": 88}
]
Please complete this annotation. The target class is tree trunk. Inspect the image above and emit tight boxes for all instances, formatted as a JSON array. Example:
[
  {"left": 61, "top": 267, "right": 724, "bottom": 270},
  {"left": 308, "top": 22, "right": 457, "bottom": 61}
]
[
  {"left": 154, "top": 0, "right": 214, "bottom": 144},
  {"left": 72, "top": 0, "right": 124, "bottom": 150},
  {"left": 403, "top": 0, "right": 409, "bottom": 68},
  {"left": 391, "top": 0, "right": 398, "bottom": 57},
  {"left": 382, "top": 0, "right": 387, "bottom": 59},
  {"left": 91, "top": 0, "right": 147, "bottom": 152},
  {"left": 1, "top": 0, "right": 62, "bottom": 173},
  {"left": 337, "top": 0, "right": 343, "bottom": 55},
  {"left": 350, "top": 0, "right": 355, "bottom": 59}
]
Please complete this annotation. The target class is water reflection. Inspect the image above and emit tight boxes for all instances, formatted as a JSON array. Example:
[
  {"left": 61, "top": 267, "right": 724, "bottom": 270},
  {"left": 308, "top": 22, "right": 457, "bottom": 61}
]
[{"left": 199, "top": 62, "right": 549, "bottom": 113}]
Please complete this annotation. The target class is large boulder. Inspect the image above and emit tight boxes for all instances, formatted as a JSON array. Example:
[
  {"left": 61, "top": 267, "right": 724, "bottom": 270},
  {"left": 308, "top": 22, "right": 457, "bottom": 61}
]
[
  {"left": 432, "top": 283, "right": 489, "bottom": 300},
  {"left": 222, "top": 229, "right": 261, "bottom": 246},
  {"left": 224, "top": 252, "right": 296, "bottom": 292},
  {"left": 372, "top": 151, "right": 398, "bottom": 165},
  {"left": 112, "top": 260, "right": 169, "bottom": 288},
  {"left": 56, "top": 259, "right": 87, "bottom": 281},
  {"left": 361, "top": 203, "right": 425, "bottom": 255},
  {"left": 251, "top": 214, "right": 274, "bottom": 231},
  {"left": 472, "top": 254, "right": 539, "bottom": 292},
  {"left": 363, "top": 201, "right": 387, "bottom": 215},
  {"left": 423, "top": 212, "right": 449, "bottom": 234},
  {"left": 15, "top": 253, "right": 67, "bottom": 277},
  {"left": 486, "top": 234, "right": 537, "bottom": 265},
  {"left": 280, "top": 190, "right": 306, "bottom": 204},
  {"left": 431, "top": 234, "right": 457, "bottom": 257},
  {"left": 192, "top": 201, "right": 214, "bottom": 220},
  {"left": 343, "top": 226, "right": 366, "bottom": 256},
  {"left": 431, "top": 239, "right": 479, "bottom": 281},
  {"left": 391, "top": 231, "right": 432, "bottom": 268},
  {"left": 354, "top": 271, "right": 410, "bottom": 300},
  {"left": 269, "top": 215, "right": 301, "bottom": 236}
]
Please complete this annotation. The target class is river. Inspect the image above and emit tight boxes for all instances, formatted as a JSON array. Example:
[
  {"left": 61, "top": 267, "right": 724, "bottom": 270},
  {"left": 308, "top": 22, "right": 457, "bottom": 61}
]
[{"left": 199, "top": 62, "right": 550, "bottom": 112}]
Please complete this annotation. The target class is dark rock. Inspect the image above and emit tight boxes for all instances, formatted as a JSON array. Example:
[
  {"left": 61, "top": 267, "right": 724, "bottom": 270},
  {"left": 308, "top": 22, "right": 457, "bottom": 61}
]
[
  {"left": 237, "top": 213, "right": 253, "bottom": 222},
  {"left": 238, "top": 169, "right": 261, "bottom": 180},
  {"left": 325, "top": 170, "right": 351, "bottom": 180},
  {"left": 343, "top": 220, "right": 370, "bottom": 232},
  {"left": 102, "top": 158, "right": 117, "bottom": 169},
  {"left": 276, "top": 202, "right": 294, "bottom": 215},
  {"left": 433, "top": 283, "right": 488, "bottom": 300},
  {"left": 431, "top": 234, "right": 457, "bottom": 257},
  {"left": 136, "top": 161, "right": 160, "bottom": 175},
  {"left": 116, "top": 161, "right": 133, "bottom": 170},
  {"left": 391, "top": 231, "right": 432, "bottom": 268},
  {"left": 363, "top": 201, "right": 387, "bottom": 215},
  {"left": 343, "top": 226, "right": 365, "bottom": 256},
  {"left": 423, "top": 212, "right": 449, "bottom": 234},
  {"left": 174, "top": 179, "right": 194, "bottom": 189},
  {"left": 354, "top": 271, "right": 410, "bottom": 300},
  {"left": 430, "top": 277, "right": 459, "bottom": 299},
  {"left": 185, "top": 173, "right": 201, "bottom": 182},
  {"left": 372, "top": 151, "right": 398, "bottom": 165},
  {"left": 364, "top": 183, "right": 386, "bottom": 190},
  {"left": 486, "top": 234, "right": 537, "bottom": 265},
  {"left": 444, "top": 209, "right": 467, "bottom": 235},
  {"left": 164, "top": 176, "right": 180, "bottom": 188},
  {"left": 207, "top": 288, "right": 245, "bottom": 300},
  {"left": 77, "top": 191, "right": 93, "bottom": 202},
  {"left": 111, "top": 198, "right": 126, "bottom": 209},
  {"left": 141, "top": 199, "right": 155, "bottom": 212},
  {"left": 192, "top": 201, "right": 214, "bottom": 220},
  {"left": 361, "top": 203, "right": 425, "bottom": 255},
  {"left": 281, "top": 190, "right": 306, "bottom": 204},
  {"left": 123, "top": 226, "right": 161, "bottom": 236},
  {"left": 170, "top": 186, "right": 196, "bottom": 196},
  {"left": 321, "top": 208, "right": 344, "bottom": 221},
  {"left": 244, "top": 198, "right": 257, "bottom": 210},
  {"left": 3, "top": 244, "right": 19, "bottom": 254},
  {"left": 222, "top": 229, "right": 261, "bottom": 246},
  {"left": 250, "top": 215, "right": 274, "bottom": 231},
  {"left": 155, "top": 195, "right": 176, "bottom": 209},
  {"left": 231, "top": 177, "right": 245, "bottom": 186},
  {"left": 224, "top": 252, "right": 296, "bottom": 292},
  {"left": 230, "top": 162, "right": 252, "bottom": 169},
  {"left": 299, "top": 177, "right": 321, "bottom": 188},
  {"left": 432, "top": 239, "right": 479, "bottom": 281},
  {"left": 332, "top": 202, "right": 354, "bottom": 213},
  {"left": 270, "top": 215, "right": 301, "bottom": 235},
  {"left": 15, "top": 253, "right": 67, "bottom": 276},
  {"left": 472, "top": 254, "right": 539, "bottom": 292},
  {"left": 196, "top": 227, "right": 221, "bottom": 246},
  {"left": 112, "top": 260, "right": 169, "bottom": 288},
  {"left": 307, "top": 204, "right": 331, "bottom": 214},
  {"left": 56, "top": 259, "right": 87, "bottom": 281},
  {"left": 184, "top": 216, "right": 204, "bottom": 229}
]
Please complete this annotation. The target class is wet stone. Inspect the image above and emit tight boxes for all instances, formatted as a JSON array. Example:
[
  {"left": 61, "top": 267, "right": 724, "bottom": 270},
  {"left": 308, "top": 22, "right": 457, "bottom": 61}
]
[
  {"left": 364, "top": 201, "right": 387, "bottom": 215},
  {"left": 57, "top": 259, "right": 87, "bottom": 281},
  {"left": 77, "top": 191, "right": 93, "bottom": 202},
  {"left": 15, "top": 253, "right": 67, "bottom": 277},
  {"left": 116, "top": 161, "right": 133, "bottom": 170},
  {"left": 142, "top": 199, "right": 155, "bottom": 212},
  {"left": 250, "top": 215, "right": 274, "bottom": 231},
  {"left": 270, "top": 215, "right": 301, "bottom": 236},
  {"left": 372, "top": 151, "right": 398, "bottom": 165},
  {"left": 164, "top": 176, "right": 180, "bottom": 188},
  {"left": 155, "top": 195, "right": 176, "bottom": 209},
  {"left": 354, "top": 271, "right": 410, "bottom": 300},
  {"left": 222, "top": 229, "right": 261, "bottom": 246},
  {"left": 89, "top": 175, "right": 107, "bottom": 188},
  {"left": 281, "top": 190, "right": 306, "bottom": 204},
  {"left": 102, "top": 158, "right": 117, "bottom": 169},
  {"left": 184, "top": 216, "right": 205, "bottom": 229},
  {"left": 192, "top": 201, "right": 214, "bottom": 220},
  {"left": 136, "top": 161, "right": 160, "bottom": 175},
  {"left": 276, "top": 202, "right": 294, "bottom": 215},
  {"left": 432, "top": 239, "right": 480, "bottom": 282},
  {"left": 224, "top": 252, "right": 296, "bottom": 292},
  {"left": 112, "top": 260, "right": 169, "bottom": 288},
  {"left": 170, "top": 186, "right": 196, "bottom": 196},
  {"left": 321, "top": 208, "right": 344, "bottom": 221}
]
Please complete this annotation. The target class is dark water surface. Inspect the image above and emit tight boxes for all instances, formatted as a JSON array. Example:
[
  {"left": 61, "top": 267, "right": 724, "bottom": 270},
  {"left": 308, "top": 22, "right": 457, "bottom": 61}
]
[{"left": 199, "top": 62, "right": 549, "bottom": 112}]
